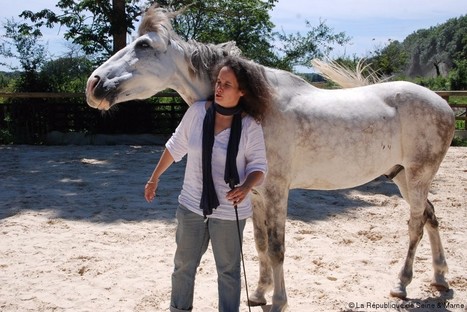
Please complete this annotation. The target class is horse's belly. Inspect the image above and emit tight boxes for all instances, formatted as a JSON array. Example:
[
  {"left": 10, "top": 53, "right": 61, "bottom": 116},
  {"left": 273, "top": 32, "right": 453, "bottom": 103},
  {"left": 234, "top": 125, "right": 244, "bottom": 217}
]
[
  {"left": 291, "top": 151, "right": 399, "bottom": 190},
  {"left": 290, "top": 122, "right": 402, "bottom": 190}
]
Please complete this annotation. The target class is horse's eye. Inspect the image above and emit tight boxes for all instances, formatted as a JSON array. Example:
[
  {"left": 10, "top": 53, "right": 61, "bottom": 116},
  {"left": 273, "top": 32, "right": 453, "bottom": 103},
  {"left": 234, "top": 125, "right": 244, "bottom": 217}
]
[{"left": 137, "top": 40, "right": 151, "bottom": 49}]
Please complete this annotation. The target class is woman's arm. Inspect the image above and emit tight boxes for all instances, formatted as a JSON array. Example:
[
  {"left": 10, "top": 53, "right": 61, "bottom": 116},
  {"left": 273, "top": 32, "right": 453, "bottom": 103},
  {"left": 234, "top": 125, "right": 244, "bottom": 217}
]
[{"left": 144, "top": 149, "right": 175, "bottom": 203}]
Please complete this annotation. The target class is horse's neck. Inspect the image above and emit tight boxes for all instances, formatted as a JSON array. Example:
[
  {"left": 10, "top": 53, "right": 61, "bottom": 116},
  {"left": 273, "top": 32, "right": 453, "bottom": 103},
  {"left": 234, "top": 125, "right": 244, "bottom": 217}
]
[
  {"left": 170, "top": 69, "right": 212, "bottom": 105},
  {"left": 171, "top": 54, "right": 314, "bottom": 106}
]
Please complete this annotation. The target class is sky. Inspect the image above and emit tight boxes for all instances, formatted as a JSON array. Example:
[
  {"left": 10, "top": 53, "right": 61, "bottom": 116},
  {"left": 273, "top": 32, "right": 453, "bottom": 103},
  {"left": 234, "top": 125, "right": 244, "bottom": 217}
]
[{"left": 1, "top": 0, "right": 466, "bottom": 72}]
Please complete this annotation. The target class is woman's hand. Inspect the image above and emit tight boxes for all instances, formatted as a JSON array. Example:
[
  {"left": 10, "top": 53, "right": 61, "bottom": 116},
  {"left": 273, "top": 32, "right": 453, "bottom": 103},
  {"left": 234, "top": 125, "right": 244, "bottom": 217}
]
[
  {"left": 144, "top": 180, "right": 159, "bottom": 203},
  {"left": 226, "top": 171, "right": 264, "bottom": 205},
  {"left": 226, "top": 185, "right": 250, "bottom": 205}
]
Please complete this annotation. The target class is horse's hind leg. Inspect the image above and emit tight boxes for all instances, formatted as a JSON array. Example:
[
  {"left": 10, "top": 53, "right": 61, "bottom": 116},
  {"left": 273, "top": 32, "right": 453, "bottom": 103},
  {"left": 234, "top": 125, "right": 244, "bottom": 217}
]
[
  {"left": 424, "top": 199, "right": 449, "bottom": 291},
  {"left": 390, "top": 168, "right": 448, "bottom": 298},
  {"left": 390, "top": 207, "right": 425, "bottom": 298}
]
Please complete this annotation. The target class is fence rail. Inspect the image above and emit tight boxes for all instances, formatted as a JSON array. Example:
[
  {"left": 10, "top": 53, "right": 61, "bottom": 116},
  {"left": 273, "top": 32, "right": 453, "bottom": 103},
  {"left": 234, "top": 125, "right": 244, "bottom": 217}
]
[
  {"left": 0, "top": 90, "right": 466, "bottom": 144},
  {"left": 0, "top": 92, "right": 186, "bottom": 144},
  {"left": 0, "top": 92, "right": 177, "bottom": 99}
]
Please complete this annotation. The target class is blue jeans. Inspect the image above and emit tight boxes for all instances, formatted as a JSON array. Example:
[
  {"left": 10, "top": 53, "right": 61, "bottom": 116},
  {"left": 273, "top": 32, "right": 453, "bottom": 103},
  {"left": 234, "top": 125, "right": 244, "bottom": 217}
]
[{"left": 170, "top": 205, "right": 246, "bottom": 312}]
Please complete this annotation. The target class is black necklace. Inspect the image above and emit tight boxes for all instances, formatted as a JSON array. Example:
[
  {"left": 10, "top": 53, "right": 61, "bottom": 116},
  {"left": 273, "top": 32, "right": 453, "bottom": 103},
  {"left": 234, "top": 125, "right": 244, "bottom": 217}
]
[{"left": 215, "top": 102, "right": 243, "bottom": 116}]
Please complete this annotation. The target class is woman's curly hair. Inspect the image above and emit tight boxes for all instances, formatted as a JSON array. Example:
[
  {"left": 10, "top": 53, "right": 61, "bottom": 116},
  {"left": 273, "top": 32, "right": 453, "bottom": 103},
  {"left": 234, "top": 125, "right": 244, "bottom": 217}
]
[{"left": 211, "top": 56, "right": 274, "bottom": 122}]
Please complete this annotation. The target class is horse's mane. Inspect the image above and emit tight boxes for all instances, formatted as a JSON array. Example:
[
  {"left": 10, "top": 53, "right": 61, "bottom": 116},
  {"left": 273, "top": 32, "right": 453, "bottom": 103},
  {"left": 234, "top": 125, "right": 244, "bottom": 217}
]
[
  {"left": 138, "top": 4, "right": 241, "bottom": 79},
  {"left": 311, "top": 58, "right": 388, "bottom": 88}
]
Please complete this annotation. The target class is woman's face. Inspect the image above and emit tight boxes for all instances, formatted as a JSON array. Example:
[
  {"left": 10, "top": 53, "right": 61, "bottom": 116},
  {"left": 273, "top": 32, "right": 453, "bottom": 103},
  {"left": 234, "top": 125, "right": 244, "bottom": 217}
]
[{"left": 214, "top": 66, "right": 244, "bottom": 107}]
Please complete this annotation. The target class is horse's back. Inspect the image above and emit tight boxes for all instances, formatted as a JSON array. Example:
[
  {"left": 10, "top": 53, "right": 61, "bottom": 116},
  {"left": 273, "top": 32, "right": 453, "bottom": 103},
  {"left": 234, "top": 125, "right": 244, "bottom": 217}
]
[{"left": 266, "top": 80, "right": 455, "bottom": 190}]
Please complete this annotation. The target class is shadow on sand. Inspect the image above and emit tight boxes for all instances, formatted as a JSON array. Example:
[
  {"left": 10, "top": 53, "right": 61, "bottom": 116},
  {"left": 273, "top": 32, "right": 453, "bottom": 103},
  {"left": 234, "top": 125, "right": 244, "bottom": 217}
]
[{"left": 1, "top": 145, "right": 402, "bottom": 223}]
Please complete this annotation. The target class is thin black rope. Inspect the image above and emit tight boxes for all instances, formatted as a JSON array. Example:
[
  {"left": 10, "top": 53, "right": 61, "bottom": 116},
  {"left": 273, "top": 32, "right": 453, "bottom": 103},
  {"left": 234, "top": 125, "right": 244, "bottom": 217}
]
[
  {"left": 231, "top": 181, "right": 251, "bottom": 312},
  {"left": 234, "top": 206, "right": 251, "bottom": 312}
]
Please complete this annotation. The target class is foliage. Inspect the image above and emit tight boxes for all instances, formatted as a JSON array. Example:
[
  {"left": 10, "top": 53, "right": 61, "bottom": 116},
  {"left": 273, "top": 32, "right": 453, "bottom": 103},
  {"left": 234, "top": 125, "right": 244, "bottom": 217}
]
[
  {"left": 367, "top": 40, "right": 408, "bottom": 77},
  {"left": 415, "top": 75, "right": 450, "bottom": 90},
  {"left": 18, "top": 0, "right": 350, "bottom": 72},
  {"left": 0, "top": 19, "right": 47, "bottom": 72},
  {"left": 0, "top": 19, "right": 47, "bottom": 91},
  {"left": 449, "top": 59, "right": 467, "bottom": 90},
  {"left": 451, "top": 136, "right": 467, "bottom": 147},
  {"left": 167, "top": 0, "right": 349, "bottom": 70},
  {"left": 367, "top": 15, "right": 467, "bottom": 79},
  {"left": 39, "top": 55, "right": 94, "bottom": 93},
  {"left": 160, "top": 0, "right": 278, "bottom": 67},
  {"left": 273, "top": 20, "right": 350, "bottom": 71},
  {"left": 20, "top": 0, "right": 142, "bottom": 61}
]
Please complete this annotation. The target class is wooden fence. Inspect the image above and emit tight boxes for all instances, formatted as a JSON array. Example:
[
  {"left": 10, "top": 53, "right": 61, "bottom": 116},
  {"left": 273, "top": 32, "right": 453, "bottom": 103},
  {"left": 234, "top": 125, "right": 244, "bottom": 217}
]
[
  {"left": 0, "top": 90, "right": 466, "bottom": 144},
  {"left": 0, "top": 92, "right": 187, "bottom": 144}
]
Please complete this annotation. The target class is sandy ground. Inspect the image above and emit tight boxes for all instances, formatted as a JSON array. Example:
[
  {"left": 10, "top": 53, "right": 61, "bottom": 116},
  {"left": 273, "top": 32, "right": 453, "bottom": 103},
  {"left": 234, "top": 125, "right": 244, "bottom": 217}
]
[{"left": 0, "top": 145, "right": 465, "bottom": 312}]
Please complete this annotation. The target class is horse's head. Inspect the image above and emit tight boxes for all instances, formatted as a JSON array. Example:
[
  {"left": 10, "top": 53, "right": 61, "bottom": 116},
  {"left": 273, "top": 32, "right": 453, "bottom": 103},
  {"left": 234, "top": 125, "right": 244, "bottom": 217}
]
[
  {"left": 86, "top": 4, "right": 241, "bottom": 110},
  {"left": 86, "top": 5, "right": 184, "bottom": 110}
]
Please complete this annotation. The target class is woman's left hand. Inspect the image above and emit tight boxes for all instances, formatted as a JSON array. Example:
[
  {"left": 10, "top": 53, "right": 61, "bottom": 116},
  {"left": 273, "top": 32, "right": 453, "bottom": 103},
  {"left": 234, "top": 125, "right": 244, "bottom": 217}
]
[
  {"left": 226, "top": 185, "right": 250, "bottom": 205},
  {"left": 226, "top": 171, "right": 264, "bottom": 205}
]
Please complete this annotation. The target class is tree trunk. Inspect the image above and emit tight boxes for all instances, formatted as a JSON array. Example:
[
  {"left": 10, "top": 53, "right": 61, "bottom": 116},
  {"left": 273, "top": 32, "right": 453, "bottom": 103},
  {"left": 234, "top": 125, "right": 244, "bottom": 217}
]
[{"left": 112, "top": 0, "right": 126, "bottom": 53}]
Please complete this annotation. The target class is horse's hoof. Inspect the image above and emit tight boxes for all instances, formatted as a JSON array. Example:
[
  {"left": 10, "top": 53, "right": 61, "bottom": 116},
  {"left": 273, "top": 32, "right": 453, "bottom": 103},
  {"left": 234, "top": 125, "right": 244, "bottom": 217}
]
[
  {"left": 247, "top": 299, "right": 267, "bottom": 307},
  {"left": 248, "top": 291, "right": 267, "bottom": 306},
  {"left": 390, "top": 284, "right": 407, "bottom": 299},
  {"left": 431, "top": 282, "right": 450, "bottom": 292},
  {"left": 431, "top": 275, "right": 449, "bottom": 292}
]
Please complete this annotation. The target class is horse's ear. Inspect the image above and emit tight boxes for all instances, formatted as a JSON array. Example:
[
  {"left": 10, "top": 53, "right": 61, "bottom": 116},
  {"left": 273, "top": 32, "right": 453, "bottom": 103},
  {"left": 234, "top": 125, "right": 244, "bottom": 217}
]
[
  {"left": 144, "top": 3, "right": 160, "bottom": 14},
  {"left": 216, "top": 41, "right": 242, "bottom": 57},
  {"left": 167, "top": 3, "right": 194, "bottom": 19}
]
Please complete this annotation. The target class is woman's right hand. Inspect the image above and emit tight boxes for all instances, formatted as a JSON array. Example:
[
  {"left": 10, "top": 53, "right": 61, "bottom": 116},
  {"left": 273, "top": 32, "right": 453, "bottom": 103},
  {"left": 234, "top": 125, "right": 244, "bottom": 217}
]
[{"left": 144, "top": 180, "right": 158, "bottom": 203}]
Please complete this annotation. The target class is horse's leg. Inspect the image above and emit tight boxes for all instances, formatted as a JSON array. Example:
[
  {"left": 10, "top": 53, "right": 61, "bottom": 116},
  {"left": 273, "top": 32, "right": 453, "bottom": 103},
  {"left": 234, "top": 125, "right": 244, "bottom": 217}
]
[
  {"left": 249, "top": 190, "right": 273, "bottom": 306},
  {"left": 264, "top": 184, "right": 289, "bottom": 312},
  {"left": 389, "top": 167, "right": 448, "bottom": 298},
  {"left": 424, "top": 199, "right": 449, "bottom": 291}
]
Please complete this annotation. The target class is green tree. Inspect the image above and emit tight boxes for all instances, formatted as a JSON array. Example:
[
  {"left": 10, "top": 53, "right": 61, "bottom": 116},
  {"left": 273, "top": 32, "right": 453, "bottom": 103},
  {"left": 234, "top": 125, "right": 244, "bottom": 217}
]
[
  {"left": 158, "top": 0, "right": 349, "bottom": 71},
  {"left": 449, "top": 59, "right": 467, "bottom": 90},
  {"left": 274, "top": 20, "right": 350, "bottom": 71},
  {"left": 368, "top": 40, "right": 408, "bottom": 76},
  {"left": 157, "top": 0, "right": 278, "bottom": 67},
  {"left": 20, "top": 0, "right": 349, "bottom": 71},
  {"left": 39, "top": 55, "right": 94, "bottom": 92},
  {"left": 0, "top": 19, "right": 47, "bottom": 91},
  {"left": 401, "top": 15, "right": 466, "bottom": 78},
  {"left": 20, "top": 0, "right": 142, "bottom": 59}
]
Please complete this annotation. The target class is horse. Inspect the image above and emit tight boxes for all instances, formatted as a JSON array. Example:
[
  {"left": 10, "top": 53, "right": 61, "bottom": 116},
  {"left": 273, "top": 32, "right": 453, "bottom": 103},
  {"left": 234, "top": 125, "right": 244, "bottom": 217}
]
[{"left": 85, "top": 5, "right": 455, "bottom": 312}]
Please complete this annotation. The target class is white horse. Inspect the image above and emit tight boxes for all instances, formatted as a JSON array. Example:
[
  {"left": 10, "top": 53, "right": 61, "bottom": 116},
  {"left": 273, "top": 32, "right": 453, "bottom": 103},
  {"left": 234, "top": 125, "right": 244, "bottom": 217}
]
[{"left": 85, "top": 5, "right": 455, "bottom": 311}]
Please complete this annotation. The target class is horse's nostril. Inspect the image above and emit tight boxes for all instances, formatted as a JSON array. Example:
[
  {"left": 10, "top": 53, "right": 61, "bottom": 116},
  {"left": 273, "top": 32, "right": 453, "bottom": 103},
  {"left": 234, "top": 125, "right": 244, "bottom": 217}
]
[
  {"left": 92, "top": 76, "right": 100, "bottom": 89},
  {"left": 86, "top": 76, "right": 100, "bottom": 93}
]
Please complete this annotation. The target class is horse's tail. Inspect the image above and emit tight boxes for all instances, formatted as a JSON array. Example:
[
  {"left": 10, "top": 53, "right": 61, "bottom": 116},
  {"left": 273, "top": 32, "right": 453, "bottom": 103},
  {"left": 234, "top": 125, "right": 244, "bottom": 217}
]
[{"left": 311, "top": 58, "right": 388, "bottom": 88}]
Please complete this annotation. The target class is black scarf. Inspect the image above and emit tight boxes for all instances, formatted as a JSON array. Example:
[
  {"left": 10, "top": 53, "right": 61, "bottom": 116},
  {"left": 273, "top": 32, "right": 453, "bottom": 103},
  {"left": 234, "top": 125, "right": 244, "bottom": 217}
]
[{"left": 200, "top": 102, "right": 242, "bottom": 217}]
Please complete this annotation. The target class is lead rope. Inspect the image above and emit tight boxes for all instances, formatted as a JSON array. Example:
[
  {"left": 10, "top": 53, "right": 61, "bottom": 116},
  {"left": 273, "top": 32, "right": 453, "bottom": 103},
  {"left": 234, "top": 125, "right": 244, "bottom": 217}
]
[{"left": 230, "top": 181, "right": 252, "bottom": 312}]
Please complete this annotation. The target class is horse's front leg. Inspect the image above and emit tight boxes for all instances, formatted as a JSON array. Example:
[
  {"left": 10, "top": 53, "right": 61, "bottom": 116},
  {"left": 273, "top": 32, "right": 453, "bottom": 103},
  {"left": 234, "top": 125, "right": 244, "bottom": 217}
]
[
  {"left": 249, "top": 190, "right": 273, "bottom": 306},
  {"left": 249, "top": 183, "right": 289, "bottom": 312},
  {"left": 265, "top": 184, "right": 289, "bottom": 312}
]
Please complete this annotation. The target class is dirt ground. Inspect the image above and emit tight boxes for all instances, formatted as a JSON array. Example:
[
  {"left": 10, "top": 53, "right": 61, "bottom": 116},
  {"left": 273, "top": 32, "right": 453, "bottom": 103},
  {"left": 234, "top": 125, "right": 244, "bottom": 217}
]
[{"left": 0, "top": 145, "right": 465, "bottom": 311}]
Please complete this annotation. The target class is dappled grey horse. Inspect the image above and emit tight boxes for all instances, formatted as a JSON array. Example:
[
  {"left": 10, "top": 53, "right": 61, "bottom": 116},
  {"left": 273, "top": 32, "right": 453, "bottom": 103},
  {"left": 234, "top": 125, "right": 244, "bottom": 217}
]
[{"left": 85, "top": 5, "right": 455, "bottom": 311}]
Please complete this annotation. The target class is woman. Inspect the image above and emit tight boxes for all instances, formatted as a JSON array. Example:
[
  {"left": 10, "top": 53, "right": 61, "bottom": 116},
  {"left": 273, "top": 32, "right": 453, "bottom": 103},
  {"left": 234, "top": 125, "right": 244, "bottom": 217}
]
[{"left": 144, "top": 56, "right": 272, "bottom": 312}]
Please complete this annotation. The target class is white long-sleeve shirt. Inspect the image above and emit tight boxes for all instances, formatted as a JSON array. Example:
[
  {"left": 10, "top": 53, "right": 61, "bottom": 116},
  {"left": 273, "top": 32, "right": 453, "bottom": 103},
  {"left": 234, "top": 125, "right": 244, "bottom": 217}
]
[{"left": 166, "top": 101, "right": 267, "bottom": 220}]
